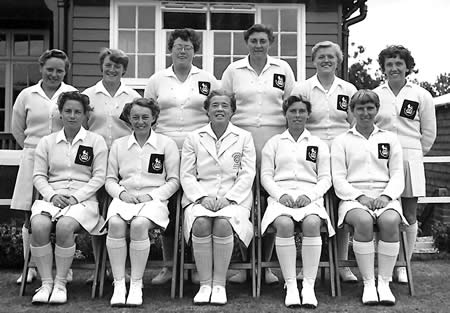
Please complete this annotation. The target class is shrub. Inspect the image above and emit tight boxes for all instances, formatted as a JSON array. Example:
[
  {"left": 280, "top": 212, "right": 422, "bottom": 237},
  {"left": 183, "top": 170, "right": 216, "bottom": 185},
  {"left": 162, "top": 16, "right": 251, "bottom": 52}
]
[
  {"left": 0, "top": 224, "right": 24, "bottom": 268},
  {"left": 431, "top": 221, "right": 450, "bottom": 253}
]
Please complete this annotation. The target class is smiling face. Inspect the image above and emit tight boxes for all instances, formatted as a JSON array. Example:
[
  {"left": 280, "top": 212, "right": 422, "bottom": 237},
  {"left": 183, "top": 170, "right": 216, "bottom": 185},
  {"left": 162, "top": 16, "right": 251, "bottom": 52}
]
[
  {"left": 246, "top": 32, "right": 271, "bottom": 58},
  {"left": 102, "top": 55, "right": 125, "bottom": 84},
  {"left": 353, "top": 102, "right": 378, "bottom": 129},
  {"left": 61, "top": 99, "right": 85, "bottom": 132},
  {"left": 171, "top": 37, "right": 194, "bottom": 69},
  {"left": 129, "top": 104, "right": 155, "bottom": 137},
  {"left": 285, "top": 101, "right": 310, "bottom": 131},
  {"left": 313, "top": 47, "right": 338, "bottom": 75},
  {"left": 40, "top": 57, "right": 66, "bottom": 90},
  {"left": 383, "top": 55, "right": 408, "bottom": 84},
  {"left": 207, "top": 95, "right": 233, "bottom": 125}
]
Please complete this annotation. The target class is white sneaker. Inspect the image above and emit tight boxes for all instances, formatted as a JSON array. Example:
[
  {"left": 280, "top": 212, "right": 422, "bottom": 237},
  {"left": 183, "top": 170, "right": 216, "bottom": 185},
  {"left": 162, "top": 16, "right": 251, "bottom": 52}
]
[
  {"left": 362, "top": 280, "right": 379, "bottom": 305},
  {"left": 296, "top": 268, "right": 303, "bottom": 281},
  {"left": 378, "top": 276, "right": 396, "bottom": 306},
  {"left": 395, "top": 267, "right": 408, "bottom": 284},
  {"left": 32, "top": 282, "right": 53, "bottom": 304},
  {"left": 17, "top": 268, "right": 37, "bottom": 285},
  {"left": 193, "top": 285, "right": 212, "bottom": 305},
  {"left": 284, "top": 285, "right": 301, "bottom": 307},
  {"left": 228, "top": 270, "right": 247, "bottom": 283},
  {"left": 49, "top": 283, "right": 67, "bottom": 304},
  {"left": 339, "top": 267, "right": 358, "bottom": 282},
  {"left": 66, "top": 269, "right": 73, "bottom": 283},
  {"left": 301, "top": 286, "right": 318, "bottom": 308},
  {"left": 110, "top": 279, "right": 126, "bottom": 307},
  {"left": 210, "top": 285, "right": 227, "bottom": 305},
  {"left": 265, "top": 268, "right": 279, "bottom": 284},
  {"left": 126, "top": 279, "right": 143, "bottom": 307},
  {"left": 151, "top": 267, "right": 172, "bottom": 285}
]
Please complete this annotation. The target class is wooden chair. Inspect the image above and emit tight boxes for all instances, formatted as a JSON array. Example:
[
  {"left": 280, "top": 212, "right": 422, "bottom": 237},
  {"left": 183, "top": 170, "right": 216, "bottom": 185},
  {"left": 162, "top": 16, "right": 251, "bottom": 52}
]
[
  {"left": 256, "top": 174, "right": 337, "bottom": 298},
  {"left": 178, "top": 184, "right": 257, "bottom": 298}
]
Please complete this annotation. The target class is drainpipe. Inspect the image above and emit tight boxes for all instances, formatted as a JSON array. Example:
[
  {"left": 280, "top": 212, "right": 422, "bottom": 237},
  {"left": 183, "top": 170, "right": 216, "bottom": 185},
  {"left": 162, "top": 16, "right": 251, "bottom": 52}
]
[{"left": 342, "top": 1, "right": 368, "bottom": 80}]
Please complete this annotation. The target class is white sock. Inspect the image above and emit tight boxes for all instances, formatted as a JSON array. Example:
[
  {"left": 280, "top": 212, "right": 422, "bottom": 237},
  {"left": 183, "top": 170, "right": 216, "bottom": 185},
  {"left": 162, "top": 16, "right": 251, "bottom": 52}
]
[
  {"left": 302, "top": 236, "right": 322, "bottom": 289},
  {"left": 130, "top": 238, "right": 150, "bottom": 281},
  {"left": 55, "top": 244, "right": 76, "bottom": 286},
  {"left": 192, "top": 234, "right": 212, "bottom": 286},
  {"left": 106, "top": 236, "right": 127, "bottom": 281},
  {"left": 378, "top": 240, "right": 399, "bottom": 280},
  {"left": 30, "top": 243, "right": 53, "bottom": 285},
  {"left": 275, "top": 236, "right": 297, "bottom": 288},
  {"left": 353, "top": 240, "right": 375, "bottom": 282},
  {"left": 405, "top": 223, "right": 418, "bottom": 262},
  {"left": 337, "top": 229, "right": 349, "bottom": 261},
  {"left": 212, "top": 234, "right": 234, "bottom": 287}
]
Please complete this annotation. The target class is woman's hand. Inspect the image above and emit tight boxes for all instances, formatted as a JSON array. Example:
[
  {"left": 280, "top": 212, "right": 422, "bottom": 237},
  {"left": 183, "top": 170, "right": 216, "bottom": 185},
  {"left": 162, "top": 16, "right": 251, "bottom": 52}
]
[
  {"left": 279, "top": 194, "right": 295, "bottom": 208},
  {"left": 295, "top": 195, "right": 311, "bottom": 208},
  {"left": 215, "top": 198, "right": 231, "bottom": 211},
  {"left": 51, "top": 194, "right": 71, "bottom": 208},
  {"left": 119, "top": 191, "right": 139, "bottom": 204},
  {"left": 67, "top": 196, "right": 78, "bottom": 206},
  {"left": 356, "top": 195, "right": 375, "bottom": 210},
  {"left": 373, "top": 195, "right": 391, "bottom": 210},
  {"left": 137, "top": 194, "right": 153, "bottom": 203},
  {"left": 199, "top": 196, "right": 216, "bottom": 212}
]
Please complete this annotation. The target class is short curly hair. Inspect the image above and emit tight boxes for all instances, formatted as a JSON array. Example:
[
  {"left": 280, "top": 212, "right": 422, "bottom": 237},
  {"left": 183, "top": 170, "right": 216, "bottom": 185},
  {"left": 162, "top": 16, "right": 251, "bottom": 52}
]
[
  {"left": 311, "top": 41, "right": 343, "bottom": 65},
  {"left": 121, "top": 98, "right": 160, "bottom": 126},
  {"left": 167, "top": 28, "right": 201, "bottom": 53},
  {"left": 377, "top": 45, "right": 415, "bottom": 76},
  {"left": 243, "top": 24, "right": 275, "bottom": 44},
  {"left": 203, "top": 89, "right": 236, "bottom": 113},
  {"left": 57, "top": 91, "right": 92, "bottom": 113},
  {"left": 39, "top": 49, "right": 71, "bottom": 72},
  {"left": 99, "top": 48, "right": 129, "bottom": 72},
  {"left": 349, "top": 89, "right": 380, "bottom": 111},
  {"left": 282, "top": 95, "right": 312, "bottom": 115}
]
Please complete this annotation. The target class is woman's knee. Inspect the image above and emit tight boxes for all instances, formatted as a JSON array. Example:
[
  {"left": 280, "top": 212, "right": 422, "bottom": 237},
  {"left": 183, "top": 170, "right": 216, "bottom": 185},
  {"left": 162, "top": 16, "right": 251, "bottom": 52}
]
[
  {"left": 130, "top": 217, "right": 152, "bottom": 240},
  {"left": 377, "top": 210, "right": 401, "bottom": 241},
  {"left": 55, "top": 217, "right": 80, "bottom": 244},
  {"left": 273, "top": 215, "right": 294, "bottom": 238},
  {"left": 192, "top": 217, "right": 212, "bottom": 237},
  {"left": 30, "top": 215, "right": 52, "bottom": 244},
  {"left": 212, "top": 218, "right": 233, "bottom": 237},
  {"left": 345, "top": 209, "right": 373, "bottom": 241},
  {"left": 108, "top": 216, "right": 127, "bottom": 238},
  {"left": 401, "top": 197, "right": 418, "bottom": 224},
  {"left": 302, "top": 215, "right": 321, "bottom": 237}
]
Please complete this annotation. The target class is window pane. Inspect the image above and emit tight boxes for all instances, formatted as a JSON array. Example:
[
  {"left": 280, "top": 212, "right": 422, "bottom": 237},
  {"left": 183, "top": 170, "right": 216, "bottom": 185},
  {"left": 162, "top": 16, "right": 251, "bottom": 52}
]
[
  {"left": 165, "top": 55, "right": 172, "bottom": 67},
  {"left": 214, "top": 57, "right": 231, "bottom": 79},
  {"left": 0, "top": 63, "right": 5, "bottom": 109},
  {"left": 124, "top": 55, "right": 135, "bottom": 78},
  {"left": 0, "top": 111, "right": 4, "bottom": 131},
  {"left": 119, "top": 6, "right": 135, "bottom": 28},
  {"left": 14, "top": 34, "right": 29, "bottom": 56},
  {"left": 28, "top": 63, "right": 41, "bottom": 85},
  {"left": 261, "top": 9, "right": 278, "bottom": 30},
  {"left": 270, "top": 34, "right": 278, "bottom": 56},
  {"left": 214, "top": 33, "right": 230, "bottom": 55},
  {"left": 193, "top": 56, "right": 202, "bottom": 69},
  {"left": 13, "top": 64, "right": 30, "bottom": 87},
  {"left": 163, "top": 12, "right": 206, "bottom": 29},
  {"left": 280, "top": 10, "right": 297, "bottom": 32},
  {"left": 118, "top": 31, "right": 135, "bottom": 53},
  {"left": 138, "top": 31, "right": 155, "bottom": 53},
  {"left": 280, "top": 34, "right": 297, "bottom": 56},
  {"left": 30, "top": 34, "right": 44, "bottom": 56},
  {"left": 138, "top": 55, "right": 155, "bottom": 78},
  {"left": 211, "top": 13, "right": 254, "bottom": 30},
  {"left": 284, "top": 58, "right": 297, "bottom": 79},
  {"left": 0, "top": 34, "right": 6, "bottom": 56},
  {"left": 233, "top": 32, "right": 247, "bottom": 55},
  {"left": 138, "top": 6, "right": 155, "bottom": 28}
]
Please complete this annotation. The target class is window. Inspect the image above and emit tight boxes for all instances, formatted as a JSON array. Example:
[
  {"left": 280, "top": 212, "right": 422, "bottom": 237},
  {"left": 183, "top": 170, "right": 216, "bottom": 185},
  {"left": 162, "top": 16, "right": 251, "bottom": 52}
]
[
  {"left": 0, "top": 30, "right": 49, "bottom": 132},
  {"left": 110, "top": 1, "right": 305, "bottom": 88}
]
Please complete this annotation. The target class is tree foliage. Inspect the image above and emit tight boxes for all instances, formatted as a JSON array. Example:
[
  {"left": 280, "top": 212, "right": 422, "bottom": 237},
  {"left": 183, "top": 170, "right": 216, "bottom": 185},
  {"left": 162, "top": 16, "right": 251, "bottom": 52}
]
[{"left": 347, "top": 43, "right": 382, "bottom": 89}]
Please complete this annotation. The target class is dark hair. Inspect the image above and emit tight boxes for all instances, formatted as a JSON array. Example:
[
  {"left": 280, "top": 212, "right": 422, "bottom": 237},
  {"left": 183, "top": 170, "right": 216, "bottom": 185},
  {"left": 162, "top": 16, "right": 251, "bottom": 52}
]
[
  {"left": 57, "top": 91, "right": 91, "bottom": 113},
  {"left": 377, "top": 45, "right": 415, "bottom": 76},
  {"left": 121, "top": 98, "right": 160, "bottom": 126},
  {"left": 311, "top": 41, "right": 343, "bottom": 64},
  {"left": 99, "top": 48, "right": 129, "bottom": 72},
  {"left": 244, "top": 24, "right": 275, "bottom": 44},
  {"left": 203, "top": 89, "right": 236, "bottom": 113},
  {"left": 282, "top": 95, "right": 312, "bottom": 115},
  {"left": 167, "top": 28, "right": 201, "bottom": 53},
  {"left": 350, "top": 89, "right": 380, "bottom": 111},
  {"left": 39, "top": 49, "right": 71, "bottom": 72}
]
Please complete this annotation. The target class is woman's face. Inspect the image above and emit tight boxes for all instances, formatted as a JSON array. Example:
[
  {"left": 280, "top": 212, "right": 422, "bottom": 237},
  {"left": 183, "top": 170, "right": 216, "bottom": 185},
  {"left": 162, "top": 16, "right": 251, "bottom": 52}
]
[
  {"left": 129, "top": 105, "right": 155, "bottom": 136},
  {"left": 285, "top": 101, "right": 310, "bottom": 130},
  {"left": 40, "top": 57, "right": 66, "bottom": 89},
  {"left": 61, "top": 100, "right": 85, "bottom": 131},
  {"left": 102, "top": 55, "right": 125, "bottom": 84},
  {"left": 171, "top": 37, "right": 194, "bottom": 68},
  {"left": 207, "top": 95, "right": 233, "bottom": 125},
  {"left": 313, "top": 47, "right": 338, "bottom": 75},
  {"left": 353, "top": 102, "right": 378, "bottom": 128},
  {"left": 246, "top": 32, "right": 271, "bottom": 58},
  {"left": 383, "top": 55, "right": 408, "bottom": 83}
]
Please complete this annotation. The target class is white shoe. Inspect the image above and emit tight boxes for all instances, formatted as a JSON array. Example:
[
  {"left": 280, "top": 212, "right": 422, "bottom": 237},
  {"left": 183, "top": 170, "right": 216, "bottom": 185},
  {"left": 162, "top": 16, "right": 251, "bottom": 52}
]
[
  {"left": 296, "top": 268, "right": 303, "bottom": 281},
  {"left": 126, "top": 279, "right": 143, "bottom": 307},
  {"left": 210, "top": 285, "right": 227, "bottom": 305},
  {"left": 339, "top": 267, "right": 358, "bottom": 282},
  {"left": 228, "top": 270, "right": 247, "bottom": 284},
  {"left": 265, "top": 268, "right": 279, "bottom": 284},
  {"left": 395, "top": 267, "right": 408, "bottom": 284},
  {"left": 193, "top": 285, "right": 212, "bottom": 305},
  {"left": 301, "top": 286, "right": 318, "bottom": 308},
  {"left": 284, "top": 284, "right": 301, "bottom": 307},
  {"left": 66, "top": 269, "right": 73, "bottom": 283},
  {"left": 151, "top": 268, "right": 172, "bottom": 285},
  {"left": 110, "top": 279, "right": 126, "bottom": 307},
  {"left": 377, "top": 276, "right": 396, "bottom": 306},
  {"left": 362, "top": 280, "right": 379, "bottom": 305},
  {"left": 32, "top": 283, "right": 53, "bottom": 304},
  {"left": 17, "top": 268, "right": 37, "bottom": 285},
  {"left": 49, "top": 283, "right": 67, "bottom": 304}
]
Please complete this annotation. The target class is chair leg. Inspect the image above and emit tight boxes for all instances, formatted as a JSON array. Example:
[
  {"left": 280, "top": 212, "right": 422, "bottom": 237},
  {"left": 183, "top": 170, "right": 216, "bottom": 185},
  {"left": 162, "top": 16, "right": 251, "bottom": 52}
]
[
  {"left": 333, "top": 233, "right": 342, "bottom": 297},
  {"left": 328, "top": 235, "right": 336, "bottom": 297},
  {"left": 171, "top": 207, "right": 180, "bottom": 299},
  {"left": 256, "top": 234, "right": 262, "bottom": 298},
  {"left": 19, "top": 243, "right": 31, "bottom": 296},
  {"left": 401, "top": 231, "right": 415, "bottom": 296},
  {"left": 99, "top": 243, "right": 107, "bottom": 298},
  {"left": 251, "top": 240, "right": 256, "bottom": 298},
  {"left": 91, "top": 235, "right": 104, "bottom": 299},
  {"left": 179, "top": 230, "right": 185, "bottom": 299}
]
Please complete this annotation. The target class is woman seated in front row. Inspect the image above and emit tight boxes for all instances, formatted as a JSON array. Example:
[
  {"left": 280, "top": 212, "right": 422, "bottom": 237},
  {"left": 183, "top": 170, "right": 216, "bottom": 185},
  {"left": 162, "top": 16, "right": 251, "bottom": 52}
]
[
  {"left": 331, "top": 90, "right": 406, "bottom": 306},
  {"left": 260, "top": 95, "right": 334, "bottom": 308},
  {"left": 104, "top": 98, "right": 180, "bottom": 307},
  {"left": 30, "top": 91, "right": 108, "bottom": 304},
  {"left": 181, "top": 90, "right": 256, "bottom": 305}
]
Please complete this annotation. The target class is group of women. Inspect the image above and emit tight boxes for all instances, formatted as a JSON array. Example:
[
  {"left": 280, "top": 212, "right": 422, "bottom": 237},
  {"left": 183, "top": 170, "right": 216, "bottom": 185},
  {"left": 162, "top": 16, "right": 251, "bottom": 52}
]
[{"left": 10, "top": 23, "right": 435, "bottom": 308}]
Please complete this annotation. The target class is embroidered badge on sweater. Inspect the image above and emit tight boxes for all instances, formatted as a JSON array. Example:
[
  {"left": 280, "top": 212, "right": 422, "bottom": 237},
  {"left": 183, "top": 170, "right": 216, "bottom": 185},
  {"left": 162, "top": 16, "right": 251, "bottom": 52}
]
[
  {"left": 337, "top": 95, "right": 349, "bottom": 111},
  {"left": 148, "top": 153, "right": 164, "bottom": 174},
  {"left": 198, "top": 81, "right": 211, "bottom": 96},
  {"left": 75, "top": 145, "right": 94, "bottom": 166},
  {"left": 400, "top": 100, "right": 418, "bottom": 119},
  {"left": 273, "top": 74, "right": 286, "bottom": 90},
  {"left": 378, "top": 143, "right": 390, "bottom": 159},
  {"left": 306, "top": 146, "right": 318, "bottom": 163}
]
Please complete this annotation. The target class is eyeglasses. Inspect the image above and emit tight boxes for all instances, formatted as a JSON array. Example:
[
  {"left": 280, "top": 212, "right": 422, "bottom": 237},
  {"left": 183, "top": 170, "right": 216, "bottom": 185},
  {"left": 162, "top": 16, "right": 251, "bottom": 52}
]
[{"left": 173, "top": 44, "right": 194, "bottom": 52}]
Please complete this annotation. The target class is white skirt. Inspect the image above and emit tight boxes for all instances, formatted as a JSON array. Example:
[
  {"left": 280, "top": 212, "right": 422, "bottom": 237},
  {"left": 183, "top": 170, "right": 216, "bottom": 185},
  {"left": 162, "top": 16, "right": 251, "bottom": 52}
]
[
  {"left": 402, "top": 148, "right": 425, "bottom": 197},
  {"left": 31, "top": 199, "right": 104, "bottom": 235},
  {"left": 103, "top": 197, "right": 169, "bottom": 230},
  {"left": 261, "top": 196, "right": 335, "bottom": 237},
  {"left": 11, "top": 148, "right": 35, "bottom": 211},
  {"left": 183, "top": 203, "right": 253, "bottom": 247}
]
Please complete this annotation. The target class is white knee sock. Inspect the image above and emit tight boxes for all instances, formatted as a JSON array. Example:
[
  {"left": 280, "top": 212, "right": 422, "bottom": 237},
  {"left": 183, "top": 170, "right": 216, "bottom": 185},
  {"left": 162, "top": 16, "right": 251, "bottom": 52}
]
[
  {"left": 275, "top": 236, "right": 297, "bottom": 288},
  {"left": 337, "top": 229, "right": 349, "bottom": 261},
  {"left": 192, "top": 234, "right": 212, "bottom": 286},
  {"left": 302, "top": 236, "right": 322, "bottom": 289},
  {"left": 212, "top": 234, "right": 234, "bottom": 287},
  {"left": 30, "top": 243, "right": 53, "bottom": 285},
  {"left": 405, "top": 223, "right": 418, "bottom": 262},
  {"left": 377, "top": 240, "right": 399, "bottom": 280},
  {"left": 130, "top": 238, "right": 150, "bottom": 282},
  {"left": 353, "top": 240, "right": 375, "bottom": 282},
  {"left": 55, "top": 244, "right": 76, "bottom": 286},
  {"left": 106, "top": 236, "right": 127, "bottom": 281}
]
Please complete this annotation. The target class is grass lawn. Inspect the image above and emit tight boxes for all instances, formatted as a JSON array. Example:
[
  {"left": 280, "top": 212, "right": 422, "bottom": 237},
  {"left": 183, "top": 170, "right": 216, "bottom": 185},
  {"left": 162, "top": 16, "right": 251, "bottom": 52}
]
[{"left": 1, "top": 259, "right": 449, "bottom": 313}]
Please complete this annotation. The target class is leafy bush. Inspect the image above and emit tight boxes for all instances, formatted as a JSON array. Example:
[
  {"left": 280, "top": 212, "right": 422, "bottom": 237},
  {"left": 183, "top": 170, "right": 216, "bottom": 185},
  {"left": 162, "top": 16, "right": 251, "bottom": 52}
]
[
  {"left": 431, "top": 221, "right": 450, "bottom": 253},
  {"left": 0, "top": 224, "right": 24, "bottom": 268}
]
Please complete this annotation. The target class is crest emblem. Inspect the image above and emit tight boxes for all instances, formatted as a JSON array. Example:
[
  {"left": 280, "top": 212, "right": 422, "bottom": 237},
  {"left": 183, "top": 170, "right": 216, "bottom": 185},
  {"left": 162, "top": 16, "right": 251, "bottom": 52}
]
[
  {"left": 337, "top": 95, "right": 349, "bottom": 111},
  {"left": 306, "top": 146, "right": 318, "bottom": 163},
  {"left": 378, "top": 143, "right": 390, "bottom": 159},
  {"left": 198, "top": 81, "right": 211, "bottom": 96},
  {"left": 74, "top": 145, "right": 93, "bottom": 166},
  {"left": 273, "top": 74, "right": 286, "bottom": 90},
  {"left": 148, "top": 153, "right": 165, "bottom": 174},
  {"left": 400, "top": 100, "right": 418, "bottom": 120},
  {"left": 232, "top": 152, "right": 241, "bottom": 169}
]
